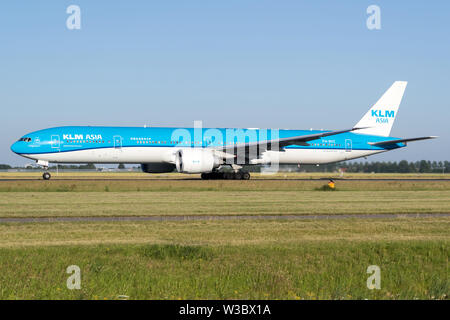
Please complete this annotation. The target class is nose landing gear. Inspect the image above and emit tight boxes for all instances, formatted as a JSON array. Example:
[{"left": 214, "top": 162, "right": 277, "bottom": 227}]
[
  {"left": 43, "top": 172, "right": 51, "bottom": 180},
  {"left": 36, "top": 160, "right": 51, "bottom": 180}
]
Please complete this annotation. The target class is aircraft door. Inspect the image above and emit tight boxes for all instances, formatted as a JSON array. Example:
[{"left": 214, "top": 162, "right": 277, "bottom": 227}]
[
  {"left": 51, "top": 135, "right": 60, "bottom": 150},
  {"left": 345, "top": 139, "right": 352, "bottom": 152},
  {"left": 112, "top": 135, "right": 123, "bottom": 161},
  {"left": 113, "top": 135, "right": 122, "bottom": 149}
]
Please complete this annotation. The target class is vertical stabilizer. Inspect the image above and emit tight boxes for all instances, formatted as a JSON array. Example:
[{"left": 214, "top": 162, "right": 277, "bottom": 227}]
[{"left": 354, "top": 81, "right": 407, "bottom": 137}]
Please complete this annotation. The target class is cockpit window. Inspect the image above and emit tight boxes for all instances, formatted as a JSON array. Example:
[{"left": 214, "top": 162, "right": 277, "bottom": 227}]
[{"left": 18, "top": 137, "right": 32, "bottom": 142}]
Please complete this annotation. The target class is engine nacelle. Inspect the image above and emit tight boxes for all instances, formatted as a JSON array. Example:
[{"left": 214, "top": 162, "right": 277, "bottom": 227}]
[
  {"left": 175, "top": 149, "right": 219, "bottom": 173},
  {"left": 141, "top": 163, "right": 176, "bottom": 173}
]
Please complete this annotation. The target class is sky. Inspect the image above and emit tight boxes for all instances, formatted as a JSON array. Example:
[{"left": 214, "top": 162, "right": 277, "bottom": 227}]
[{"left": 1, "top": 1, "right": 449, "bottom": 165}]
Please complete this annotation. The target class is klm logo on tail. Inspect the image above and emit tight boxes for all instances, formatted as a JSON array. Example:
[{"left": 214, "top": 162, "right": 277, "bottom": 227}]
[
  {"left": 371, "top": 110, "right": 395, "bottom": 124},
  {"left": 354, "top": 81, "right": 406, "bottom": 136}
]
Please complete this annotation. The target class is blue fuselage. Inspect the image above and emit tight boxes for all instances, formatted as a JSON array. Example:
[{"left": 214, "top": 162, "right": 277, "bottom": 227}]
[{"left": 11, "top": 126, "right": 403, "bottom": 158}]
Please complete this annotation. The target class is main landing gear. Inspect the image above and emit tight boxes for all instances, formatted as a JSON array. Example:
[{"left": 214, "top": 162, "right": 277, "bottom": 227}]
[{"left": 201, "top": 171, "right": 251, "bottom": 180}]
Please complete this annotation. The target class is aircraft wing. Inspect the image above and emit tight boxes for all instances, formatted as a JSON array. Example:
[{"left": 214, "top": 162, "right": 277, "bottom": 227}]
[
  {"left": 215, "top": 127, "right": 365, "bottom": 160},
  {"left": 368, "top": 136, "right": 438, "bottom": 146}
]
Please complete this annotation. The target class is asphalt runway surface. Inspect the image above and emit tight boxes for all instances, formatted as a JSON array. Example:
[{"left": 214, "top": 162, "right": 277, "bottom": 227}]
[
  {"left": 1, "top": 213, "right": 449, "bottom": 223},
  {"left": 1, "top": 178, "right": 450, "bottom": 181}
]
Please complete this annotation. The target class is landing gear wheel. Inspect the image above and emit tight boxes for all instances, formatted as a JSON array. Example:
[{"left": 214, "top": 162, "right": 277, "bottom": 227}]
[
  {"left": 201, "top": 173, "right": 209, "bottom": 180},
  {"left": 224, "top": 172, "right": 233, "bottom": 180},
  {"left": 43, "top": 172, "right": 51, "bottom": 180},
  {"left": 202, "top": 170, "right": 250, "bottom": 180},
  {"left": 213, "top": 172, "right": 224, "bottom": 180}
]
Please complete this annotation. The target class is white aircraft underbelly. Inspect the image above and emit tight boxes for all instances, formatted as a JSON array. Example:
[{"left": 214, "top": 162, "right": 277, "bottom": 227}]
[
  {"left": 22, "top": 147, "right": 171, "bottom": 164},
  {"left": 23, "top": 147, "right": 384, "bottom": 165},
  {"left": 275, "top": 148, "right": 385, "bottom": 164}
]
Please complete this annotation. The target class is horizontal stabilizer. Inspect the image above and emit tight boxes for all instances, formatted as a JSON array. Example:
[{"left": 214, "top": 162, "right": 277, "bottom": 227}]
[{"left": 368, "top": 136, "right": 438, "bottom": 146}]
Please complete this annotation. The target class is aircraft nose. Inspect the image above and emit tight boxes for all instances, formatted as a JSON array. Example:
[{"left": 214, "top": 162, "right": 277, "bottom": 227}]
[{"left": 10, "top": 142, "right": 20, "bottom": 154}]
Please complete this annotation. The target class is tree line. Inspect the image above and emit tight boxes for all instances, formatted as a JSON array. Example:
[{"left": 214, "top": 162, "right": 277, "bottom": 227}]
[
  {"left": 244, "top": 160, "right": 449, "bottom": 173},
  {"left": 341, "top": 160, "right": 448, "bottom": 173},
  {"left": 291, "top": 160, "right": 449, "bottom": 173}
]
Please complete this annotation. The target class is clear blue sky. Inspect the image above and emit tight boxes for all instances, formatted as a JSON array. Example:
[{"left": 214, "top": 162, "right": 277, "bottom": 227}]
[{"left": 1, "top": 1, "right": 449, "bottom": 165}]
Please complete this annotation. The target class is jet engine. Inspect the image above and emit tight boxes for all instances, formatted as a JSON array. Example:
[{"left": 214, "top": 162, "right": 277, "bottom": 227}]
[{"left": 175, "top": 149, "right": 220, "bottom": 173}]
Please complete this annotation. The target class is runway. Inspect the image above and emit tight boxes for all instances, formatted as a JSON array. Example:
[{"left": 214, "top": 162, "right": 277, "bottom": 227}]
[
  {"left": 1, "top": 178, "right": 450, "bottom": 181},
  {"left": 1, "top": 213, "right": 449, "bottom": 223}
]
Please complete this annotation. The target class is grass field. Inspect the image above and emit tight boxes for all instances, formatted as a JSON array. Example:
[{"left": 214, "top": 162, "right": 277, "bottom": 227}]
[
  {"left": 0, "top": 174, "right": 449, "bottom": 218},
  {"left": 1, "top": 190, "right": 449, "bottom": 218},
  {"left": 0, "top": 173, "right": 448, "bottom": 299},
  {"left": 0, "top": 219, "right": 448, "bottom": 299}
]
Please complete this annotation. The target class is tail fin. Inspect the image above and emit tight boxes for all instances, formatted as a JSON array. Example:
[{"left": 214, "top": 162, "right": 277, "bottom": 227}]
[{"left": 354, "top": 81, "right": 407, "bottom": 137}]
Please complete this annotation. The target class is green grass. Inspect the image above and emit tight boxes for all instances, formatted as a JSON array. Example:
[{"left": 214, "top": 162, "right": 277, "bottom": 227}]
[
  {"left": 0, "top": 219, "right": 448, "bottom": 299},
  {"left": 0, "top": 189, "right": 449, "bottom": 218},
  {"left": 0, "top": 241, "right": 447, "bottom": 300},
  {"left": 0, "top": 174, "right": 449, "bottom": 219},
  {"left": 1, "top": 178, "right": 449, "bottom": 193},
  {"left": 0, "top": 175, "right": 448, "bottom": 299},
  {"left": 0, "top": 218, "right": 448, "bottom": 247},
  {"left": 139, "top": 244, "right": 213, "bottom": 261}
]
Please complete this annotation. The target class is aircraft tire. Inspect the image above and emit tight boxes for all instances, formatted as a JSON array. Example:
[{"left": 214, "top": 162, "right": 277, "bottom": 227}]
[
  {"left": 43, "top": 172, "right": 51, "bottom": 180},
  {"left": 223, "top": 172, "right": 233, "bottom": 180},
  {"left": 201, "top": 173, "right": 209, "bottom": 180}
]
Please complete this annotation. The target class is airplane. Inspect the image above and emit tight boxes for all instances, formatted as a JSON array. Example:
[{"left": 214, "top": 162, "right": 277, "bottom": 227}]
[{"left": 10, "top": 81, "right": 436, "bottom": 180}]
